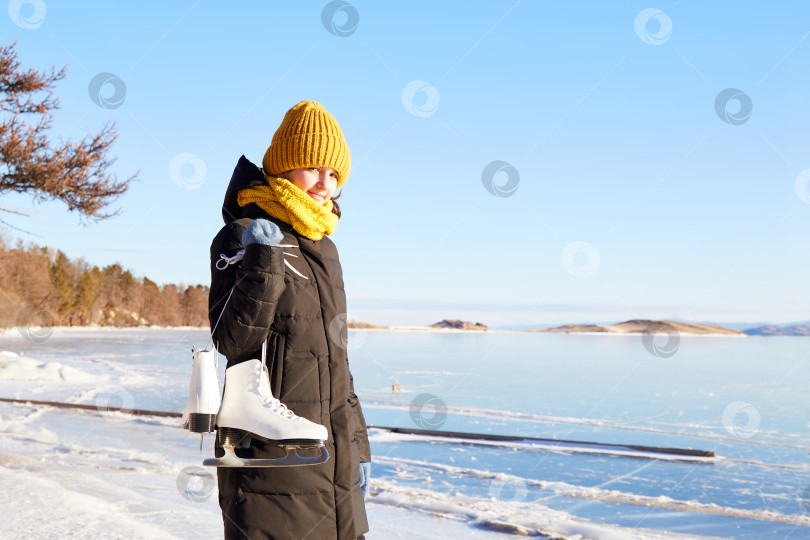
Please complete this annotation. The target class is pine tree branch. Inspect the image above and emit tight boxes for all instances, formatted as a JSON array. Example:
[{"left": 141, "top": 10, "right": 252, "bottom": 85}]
[{"left": 0, "top": 41, "right": 136, "bottom": 221}]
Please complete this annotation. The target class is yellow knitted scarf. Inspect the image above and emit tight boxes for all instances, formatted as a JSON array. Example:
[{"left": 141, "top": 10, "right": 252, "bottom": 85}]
[{"left": 236, "top": 176, "right": 338, "bottom": 241}]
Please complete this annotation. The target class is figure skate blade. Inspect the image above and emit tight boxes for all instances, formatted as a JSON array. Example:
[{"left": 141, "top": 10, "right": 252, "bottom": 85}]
[{"left": 203, "top": 444, "right": 329, "bottom": 468}]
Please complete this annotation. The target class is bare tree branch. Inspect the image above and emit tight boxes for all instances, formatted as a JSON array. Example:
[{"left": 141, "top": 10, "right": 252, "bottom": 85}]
[{"left": 0, "top": 215, "right": 41, "bottom": 236}]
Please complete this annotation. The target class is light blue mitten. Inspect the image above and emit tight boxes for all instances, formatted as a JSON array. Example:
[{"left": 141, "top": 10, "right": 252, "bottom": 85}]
[
  {"left": 242, "top": 218, "right": 283, "bottom": 247},
  {"left": 358, "top": 461, "right": 371, "bottom": 500}
]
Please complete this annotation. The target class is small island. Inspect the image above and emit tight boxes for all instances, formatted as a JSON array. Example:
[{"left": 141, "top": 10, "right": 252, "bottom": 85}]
[
  {"left": 527, "top": 319, "right": 745, "bottom": 336},
  {"left": 345, "top": 320, "right": 383, "bottom": 330},
  {"left": 345, "top": 319, "right": 490, "bottom": 332},
  {"left": 744, "top": 325, "right": 810, "bottom": 336},
  {"left": 344, "top": 318, "right": 810, "bottom": 336},
  {"left": 430, "top": 319, "right": 489, "bottom": 331},
  {"left": 345, "top": 318, "right": 748, "bottom": 335}
]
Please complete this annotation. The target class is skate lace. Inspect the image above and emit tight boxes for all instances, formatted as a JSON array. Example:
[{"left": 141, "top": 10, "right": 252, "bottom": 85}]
[
  {"left": 208, "top": 240, "right": 305, "bottom": 351},
  {"left": 254, "top": 366, "right": 297, "bottom": 419},
  {"left": 215, "top": 246, "right": 308, "bottom": 279},
  {"left": 262, "top": 395, "right": 296, "bottom": 418}
]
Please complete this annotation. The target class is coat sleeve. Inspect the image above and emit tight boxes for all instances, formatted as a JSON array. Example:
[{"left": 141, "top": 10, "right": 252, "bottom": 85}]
[
  {"left": 208, "top": 221, "right": 286, "bottom": 362},
  {"left": 347, "top": 367, "right": 371, "bottom": 462}
]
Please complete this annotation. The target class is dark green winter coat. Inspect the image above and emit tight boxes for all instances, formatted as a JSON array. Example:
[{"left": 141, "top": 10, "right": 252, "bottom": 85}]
[{"left": 209, "top": 156, "right": 370, "bottom": 539}]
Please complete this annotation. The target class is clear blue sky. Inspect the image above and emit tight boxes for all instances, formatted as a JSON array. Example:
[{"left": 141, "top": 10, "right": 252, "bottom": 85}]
[{"left": 1, "top": 1, "right": 807, "bottom": 327}]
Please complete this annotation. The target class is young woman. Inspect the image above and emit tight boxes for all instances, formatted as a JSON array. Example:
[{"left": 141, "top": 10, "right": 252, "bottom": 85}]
[{"left": 209, "top": 100, "right": 370, "bottom": 539}]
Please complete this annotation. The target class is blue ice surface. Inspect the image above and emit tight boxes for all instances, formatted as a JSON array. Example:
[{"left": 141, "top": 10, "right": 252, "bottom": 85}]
[{"left": 0, "top": 327, "right": 807, "bottom": 539}]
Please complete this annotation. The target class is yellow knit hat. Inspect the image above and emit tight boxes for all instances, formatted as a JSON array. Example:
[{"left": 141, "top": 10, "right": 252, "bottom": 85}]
[{"left": 262, "top": 100, "right": 351, "bottom": 188}]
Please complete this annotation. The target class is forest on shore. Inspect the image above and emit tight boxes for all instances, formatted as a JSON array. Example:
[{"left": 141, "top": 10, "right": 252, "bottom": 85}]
[{"left": 0, "top": 237, "right": 208, "bottom": 329}]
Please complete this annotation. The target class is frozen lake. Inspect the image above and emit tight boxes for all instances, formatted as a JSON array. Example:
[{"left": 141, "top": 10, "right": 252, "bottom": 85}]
[{"left": 0, "top": 327, "right": 808, "bottom": 539}]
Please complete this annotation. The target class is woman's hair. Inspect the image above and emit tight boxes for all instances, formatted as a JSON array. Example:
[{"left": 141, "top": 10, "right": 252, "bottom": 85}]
[{"left": 330, "top": 190, "right": 342, "bottom": 218}]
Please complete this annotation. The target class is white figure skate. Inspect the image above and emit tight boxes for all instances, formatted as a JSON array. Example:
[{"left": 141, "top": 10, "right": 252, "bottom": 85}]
[
  {"left": 203, "top": 357, "right": 330, "bottom": 468},
  {"left": 181, "top": 346, "right": 221, "bottom": 435}
]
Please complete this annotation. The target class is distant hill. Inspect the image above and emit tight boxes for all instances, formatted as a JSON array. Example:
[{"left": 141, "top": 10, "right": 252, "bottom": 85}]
[
  {"left": 430, "top": 319, "right": 489, "bottom": 331},
  {"left": 527, "top": 319, "right": 744, "bottom": 335},
  {"left": 744, "top": 325, "right": 810, "bottom": 336}
]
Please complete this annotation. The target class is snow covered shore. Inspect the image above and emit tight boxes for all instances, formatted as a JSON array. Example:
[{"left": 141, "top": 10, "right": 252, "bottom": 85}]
[
  {"left": 0, "top": 346, "right": 712, "bottom": 539},
  {"left": 0, "top": 398, "right": 536, "bottom": 539},
  {"left": 1, "top": 327, "right": 805, "bottom": 539},
  {"left": 0, "top": 401, "right": 729, "bottom": 539}
]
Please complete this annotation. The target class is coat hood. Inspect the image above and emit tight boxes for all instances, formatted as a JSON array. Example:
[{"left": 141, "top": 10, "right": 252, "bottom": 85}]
[{"left": 221, "top": 155, "right": 267, "bottom": 224}]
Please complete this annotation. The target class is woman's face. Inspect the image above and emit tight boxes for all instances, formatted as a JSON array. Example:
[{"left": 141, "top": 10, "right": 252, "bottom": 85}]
[{"left": 281, "top": 167, "right": 338, "bottom": 204}]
